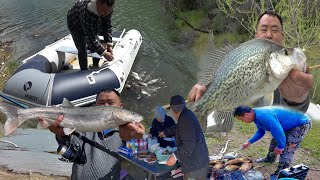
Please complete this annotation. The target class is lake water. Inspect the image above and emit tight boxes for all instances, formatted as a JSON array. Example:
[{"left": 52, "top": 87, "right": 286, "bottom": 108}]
[{"left": 0, "top": 0, "right": 199, "bottom": 121}]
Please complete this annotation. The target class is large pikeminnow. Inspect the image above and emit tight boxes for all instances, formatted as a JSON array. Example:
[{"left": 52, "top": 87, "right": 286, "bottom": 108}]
[{"left": 0, "top": 98, "right": 143, "bottom": 136}]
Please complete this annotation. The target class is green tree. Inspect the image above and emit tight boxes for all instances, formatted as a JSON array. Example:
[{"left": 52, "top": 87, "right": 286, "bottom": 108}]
[
  {"left": 216, "top": 0, "right": 320, "bottom": 103},
  {"left": 216, "top": 0, "right": 320, "bottom": 49}
]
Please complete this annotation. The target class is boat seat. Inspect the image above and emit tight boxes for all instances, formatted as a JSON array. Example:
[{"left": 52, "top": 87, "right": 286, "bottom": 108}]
[{"left": 56, "top": 46, "right": 102, "bottom": 59}]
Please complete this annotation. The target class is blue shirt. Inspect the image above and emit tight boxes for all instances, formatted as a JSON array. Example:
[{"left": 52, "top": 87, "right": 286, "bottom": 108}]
[{"left": 248, "top": 106, "right": 310, "bottom": 149}]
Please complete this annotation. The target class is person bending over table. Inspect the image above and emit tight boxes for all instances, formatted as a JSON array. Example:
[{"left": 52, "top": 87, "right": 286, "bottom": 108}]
[{"left": 149, "top": 105, "right": 176, "bottom": 148}]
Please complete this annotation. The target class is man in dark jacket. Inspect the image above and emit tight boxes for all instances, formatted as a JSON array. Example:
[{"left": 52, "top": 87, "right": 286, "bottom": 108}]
[
  {"left": 67, "top": 0, "right": 115, "bottom": 70},
  {"left": 166, "top": 95, "right": 209, "bottom": 179}
]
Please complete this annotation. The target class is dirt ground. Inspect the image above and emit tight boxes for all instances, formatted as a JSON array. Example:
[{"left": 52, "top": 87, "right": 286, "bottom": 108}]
[
  {"left": 205, "top": 127, "right": 320, "bottom": 180},
  {"left": 0, "top": 166, "right": 68, "bottom": 180},
  {"left": 0, "top": 128, "right": 319, "bottom": 180}
]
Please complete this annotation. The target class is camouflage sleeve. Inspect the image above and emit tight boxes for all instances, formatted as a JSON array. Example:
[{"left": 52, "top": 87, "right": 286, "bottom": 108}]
[
  {"left": 198, "top": 76, "right": 212, "bottom": 86},
  {"left": 100, "top": 13, "right": 112, "bottom": 44},
  {"left": 81, "top": 12, "right": 105, "bottom": 55}
]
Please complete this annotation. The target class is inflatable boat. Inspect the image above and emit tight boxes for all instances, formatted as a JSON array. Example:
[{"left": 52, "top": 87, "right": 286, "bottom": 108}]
[{"left": 1, "top": 29, "right": 142, "bottom": 107}]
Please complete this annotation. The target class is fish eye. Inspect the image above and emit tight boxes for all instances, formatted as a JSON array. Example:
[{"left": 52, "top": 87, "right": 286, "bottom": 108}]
[{"left": 284, "top": 49, "right": 289, "bottom": 55}]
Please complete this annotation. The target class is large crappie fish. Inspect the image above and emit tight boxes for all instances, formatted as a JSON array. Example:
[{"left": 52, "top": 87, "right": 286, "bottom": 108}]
[
  {"left": 192, "top": 38, "right": 306, "bottom": 132},
  {"left": 0, "top": 98, "right": 143, "bottom": 136}
]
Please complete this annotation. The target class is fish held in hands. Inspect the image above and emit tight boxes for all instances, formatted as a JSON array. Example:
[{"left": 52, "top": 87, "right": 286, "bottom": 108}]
[
  {"left": 192, "top": 38, "right": 307, "bottom": 132},
  {"left": 0, "top": 98, "right": 143, "bottom": 136}
]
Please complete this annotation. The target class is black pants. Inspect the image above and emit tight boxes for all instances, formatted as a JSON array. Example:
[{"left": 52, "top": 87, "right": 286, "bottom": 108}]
[{"left": 70, "top": 30, "right": 100, "bottom": 70}]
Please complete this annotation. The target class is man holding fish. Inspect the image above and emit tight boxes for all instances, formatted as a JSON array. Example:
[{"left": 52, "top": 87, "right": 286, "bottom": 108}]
[
  {"left": 187, "top": 8, "right": 314, "bottom": 161},
  {"left": 188, "top": 10, "right": 313, "bottom": 111},
  {"left": 43, "top": 89, "right": 145, "bottom": 179}
]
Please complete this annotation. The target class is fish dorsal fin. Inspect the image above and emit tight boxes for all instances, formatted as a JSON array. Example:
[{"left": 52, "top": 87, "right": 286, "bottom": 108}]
[
  {"left": 61, "top": 98, "right": 75, "bottom": 108},
  {"left": 198, "top": 36, "right": 238, "bottom": 85}
]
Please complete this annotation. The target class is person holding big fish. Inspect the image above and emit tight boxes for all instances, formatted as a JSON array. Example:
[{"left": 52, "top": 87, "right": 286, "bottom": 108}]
[
  {"left": 186, "top": 9, "right": 314, "bottom": 179},
  {"left": 187, "top": 10, "right": 314, "bottom": 133},
  {"left": 188, "top": 10, "right": 313, "bottom": 111},
  {"left": 41, "top": 89, "right": 145, "bottom": 180}
]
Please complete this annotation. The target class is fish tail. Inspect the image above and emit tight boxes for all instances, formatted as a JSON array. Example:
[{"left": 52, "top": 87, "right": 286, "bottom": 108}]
[
  {"left": 0, "top": 102, "right": 25, "bottom": 136},
  {"left": 206, "top": 110, "right": 235, "bottom": 133}
]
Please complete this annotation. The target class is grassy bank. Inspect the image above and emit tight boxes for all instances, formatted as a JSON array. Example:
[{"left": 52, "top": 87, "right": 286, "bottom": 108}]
[
  {"left": 0, "top": 41, "right": 19, "bottom": 138},
  {"left": 0, "top": 40, "right": 17, "bottom": 89}
]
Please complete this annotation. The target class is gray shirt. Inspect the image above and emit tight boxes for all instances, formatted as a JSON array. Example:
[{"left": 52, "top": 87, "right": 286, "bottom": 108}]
[{"left": 57, "top": 131, "right": 122, "bottom": 180}]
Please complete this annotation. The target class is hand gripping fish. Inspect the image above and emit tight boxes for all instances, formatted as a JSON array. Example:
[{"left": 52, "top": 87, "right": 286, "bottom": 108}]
[
  {"left": 0, "top": 98, "right": 143, "bottom": 136},
  {"left": 192, "top": 38, "right": 307, "bottom": 132}
]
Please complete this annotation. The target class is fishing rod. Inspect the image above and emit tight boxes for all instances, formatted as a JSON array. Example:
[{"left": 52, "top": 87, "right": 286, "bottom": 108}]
[
  {"left": 310, "top": 64, "right": 320, "bottom": 70},
  {"left": 71, "top": 131, "right": 120, "bottom": 159},
  {"left": 0, "top": 92, "right": 28, "bottom": 109},
  {"left": 0, "top": 92, "right": 120, "bottom": 160}
]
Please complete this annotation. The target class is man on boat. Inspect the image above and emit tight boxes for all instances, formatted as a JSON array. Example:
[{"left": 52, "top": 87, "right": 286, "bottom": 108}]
[{"left": 67, "top": 0, "right": 115, "bottom": 70}]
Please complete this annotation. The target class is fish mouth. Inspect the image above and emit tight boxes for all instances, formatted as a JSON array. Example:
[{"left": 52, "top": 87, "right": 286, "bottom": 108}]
[
  {"left": 131, "top": 115, "right": 143, "bottom": 123},
  {"left": 292, "top": 48, "right": 307, "bottom": 72},
  {"left": 137, "top": 116, "right": 144, "bottom": 122}
]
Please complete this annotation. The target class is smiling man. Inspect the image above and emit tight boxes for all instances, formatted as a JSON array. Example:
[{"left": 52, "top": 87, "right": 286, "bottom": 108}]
[
  {"left": 188, "top": 10, "right": 313, "bottom": 111},
  {"left": 44, "top": 89, "right": 145, "bottom": 179},
  {"left": 67, "top": 0, "right": 115, "bottom": 70}
]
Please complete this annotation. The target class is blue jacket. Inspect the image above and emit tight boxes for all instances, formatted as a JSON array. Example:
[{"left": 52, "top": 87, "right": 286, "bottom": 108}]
[{"left": 249, "top": 106, "right": 310, "bottom": 149}]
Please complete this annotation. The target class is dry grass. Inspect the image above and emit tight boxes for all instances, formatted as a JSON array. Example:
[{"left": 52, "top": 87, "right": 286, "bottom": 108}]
[{"left": 205, "top": 120, "right": 320, "bottom": 179}]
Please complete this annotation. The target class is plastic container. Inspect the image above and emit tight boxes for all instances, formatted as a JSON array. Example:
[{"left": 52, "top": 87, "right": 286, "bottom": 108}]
[
  {"left": 130, "top": 139, "right": 138, "bottom": 154},
  {"left": 137, "top": 139, "right": 147, "bottom": 153},
  {"left": 155, "top": 150, "right": 171, "bottom": 162},
  {"left": 118, "top": 147, "right": 133, "bottom": 157},
  {"left": 148, "top": 138, "right": 158, "bottom": 151}
]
